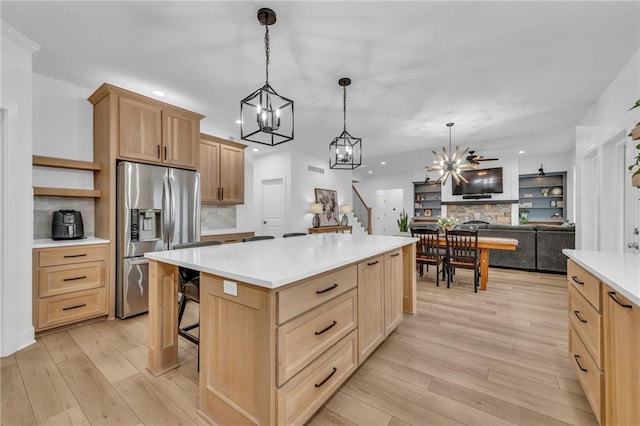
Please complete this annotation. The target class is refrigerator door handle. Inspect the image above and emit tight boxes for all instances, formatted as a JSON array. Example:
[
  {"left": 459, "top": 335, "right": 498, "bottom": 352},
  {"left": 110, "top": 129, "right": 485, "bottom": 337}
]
[
  {"left": 168, "top": 175, "right": 176, "bottom": 245},
  {"left": 162, "top": 175, "right": 171, "bottom": 250},
  {"left": 194, "top": 172, "right": 201, "bottom": 242}
]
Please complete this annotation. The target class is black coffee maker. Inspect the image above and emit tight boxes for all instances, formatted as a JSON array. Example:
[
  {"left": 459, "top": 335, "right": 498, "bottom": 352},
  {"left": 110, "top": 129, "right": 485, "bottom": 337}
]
[{"left": 51, "top": 210, "right": 85, "bottom": 240}]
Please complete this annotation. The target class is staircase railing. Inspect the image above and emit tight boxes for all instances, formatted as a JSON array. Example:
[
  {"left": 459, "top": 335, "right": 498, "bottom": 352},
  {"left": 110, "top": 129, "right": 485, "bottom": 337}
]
[{"left": 352, "top": 184, "right": 372, "bottom": 234}]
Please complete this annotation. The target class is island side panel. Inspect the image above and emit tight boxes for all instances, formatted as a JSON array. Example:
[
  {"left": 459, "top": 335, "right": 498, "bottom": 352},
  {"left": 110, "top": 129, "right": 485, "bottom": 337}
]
[
  {"left": 199, "top": 273, "right": 277, "bottom": 426},
  {"left": 147, "top": 259, "right": 180, "bottom": 376},
  {"left": 402, "top": 242, "right": 417, "bottom": 314}
]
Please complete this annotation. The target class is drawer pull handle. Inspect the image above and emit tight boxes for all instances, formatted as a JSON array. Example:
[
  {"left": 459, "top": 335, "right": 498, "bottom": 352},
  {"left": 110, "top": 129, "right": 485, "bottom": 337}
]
[
  {"left": 608, "top": 291, "right": 633, "bottom": 309},
  {"left": 314, "top": 367, "right": 337, "bottom": 388},
  {"left": 63, "top": 254, "right": 87, "bottom": 258},
  {"left": 316, "top": 283, "right": 338, "bottom": 294},
  {"left": 573, "top": 310, "right": 587, "bottom": 323},
  {"left": 570, "top": 275, "right": 584, "bottom": 285},
  {"left": 62, "top": 303, "right": 87, "bottom": 311},
  {"left": 574, "top": 354, "right": 588, "bottom": 373},
  {"left": 390, "top": 253, "right": 400, "bottom": 257},
  {"left": 224, "top": 239, "right": 235, "bottom": 242},
  {"left": 367, "top": 260, "right": 379, "bottom": 266},
  {"left": 315, "top": 320, "right": 337, "bottom": 336},
  {"left": 63, "top": 275, "right": 87, "bottom": 282}
]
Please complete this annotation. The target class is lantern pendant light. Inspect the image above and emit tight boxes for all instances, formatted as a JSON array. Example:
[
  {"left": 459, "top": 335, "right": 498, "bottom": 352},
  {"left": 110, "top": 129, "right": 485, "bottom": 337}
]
[
  {"left": 240, "top": 8, "right": 294, "bottom": 146},
  {"left": 426, "top": 122, "right": 476, "bottom": 185},
  {"left": 329, "top": 77, "right": 362, "bottom": 170}
]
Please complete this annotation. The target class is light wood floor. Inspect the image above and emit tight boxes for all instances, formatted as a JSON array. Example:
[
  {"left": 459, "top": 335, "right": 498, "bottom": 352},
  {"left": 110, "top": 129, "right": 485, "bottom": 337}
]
[{"left": 1, "top": 268, "right": 596, "bottom": 426}]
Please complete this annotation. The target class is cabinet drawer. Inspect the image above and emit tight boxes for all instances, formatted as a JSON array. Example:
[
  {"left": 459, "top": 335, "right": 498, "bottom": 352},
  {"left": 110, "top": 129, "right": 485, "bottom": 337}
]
[
  {"left": 277, "top": 330, "right": 357, "bottom": 426},
  {"left": 201, "top": 232, "right": 254, "bottom": 244},
  {"left": 568, "top": 283, "right": 602, "bottom": 367},
  {"left": 37, "top": 287, "right": 107, "bottom": 331},
  {"left": 38, "top": 244, "right": 108, "bottom": 267},
  {"left": 569, "top": 324, "right": 603, "bottom": 424},
  {"left": 277, "top": 290, "right": 357, "bottom": 386},
  {"left": 38, "top": 261, "right": 106, "bottom": 297},
  {"left": 567, "top": 260, "right": 601, "bottom": 311},
  {"left": 277, "top": 265, "right": 357, "bottom": 324}
]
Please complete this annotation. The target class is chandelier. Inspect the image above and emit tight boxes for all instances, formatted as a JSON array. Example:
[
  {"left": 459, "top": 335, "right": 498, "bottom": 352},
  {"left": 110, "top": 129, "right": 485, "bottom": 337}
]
[
  {"left": 240, "top": 8, "right": 294, "bottom": 146},
  {"left": 329, "top": 78, "right": 362, "bottom": 170},
  {"left": 427, "top": 122, "right": 476, "bottom": 184}
]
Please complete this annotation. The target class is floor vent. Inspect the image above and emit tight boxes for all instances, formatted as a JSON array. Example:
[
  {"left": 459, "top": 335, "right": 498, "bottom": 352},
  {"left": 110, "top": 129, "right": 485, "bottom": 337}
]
[{"left": 308, "top": 165, "right": 325, "bottom": 174}]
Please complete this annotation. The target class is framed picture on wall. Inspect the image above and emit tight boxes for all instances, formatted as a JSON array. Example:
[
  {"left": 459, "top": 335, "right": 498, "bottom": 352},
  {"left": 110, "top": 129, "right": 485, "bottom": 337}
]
[
  {"left": 423, "top": 209, "right": 432, "bottom": 217},
  {"left": 314, "top": 188, "right": 340, "bottom": 227}
]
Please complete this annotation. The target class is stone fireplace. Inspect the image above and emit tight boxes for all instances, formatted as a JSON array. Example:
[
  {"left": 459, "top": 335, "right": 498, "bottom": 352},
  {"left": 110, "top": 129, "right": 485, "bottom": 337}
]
[{"left": 446, "top": 202, "right": 514, "bottom": 225}]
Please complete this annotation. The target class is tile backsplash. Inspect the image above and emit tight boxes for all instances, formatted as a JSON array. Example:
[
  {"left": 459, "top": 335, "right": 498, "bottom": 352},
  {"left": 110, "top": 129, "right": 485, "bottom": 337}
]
[
  {"left": 34, "top": 196, "right": 95, "bottom": 239},
  {"left": 201, "top": 204, "right": 236, "bottom": 231}
]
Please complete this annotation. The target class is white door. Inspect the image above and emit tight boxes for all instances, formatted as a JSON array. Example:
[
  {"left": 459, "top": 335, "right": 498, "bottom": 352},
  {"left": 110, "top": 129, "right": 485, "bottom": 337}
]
[
  {"left": 374, "top": 189, "right": 404, "bottom": 235},
  {"left": 261, "top": 178, "right": 285, "bottom": 237}
]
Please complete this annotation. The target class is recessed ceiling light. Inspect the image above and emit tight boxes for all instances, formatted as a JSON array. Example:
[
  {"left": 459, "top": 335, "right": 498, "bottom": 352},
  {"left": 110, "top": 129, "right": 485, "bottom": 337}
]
[
  {"left": 151, "top": 90, "right": 165, "bottom": 97},
  {"left": 235, "top": 120, "right": 244, "bottom": 124},
  {"left": 368, "top": 171, "right": 373, "bottom": 174},
  {"left": 518, "top": 150, "right": 525, "bottom": 154},
  {"left": 380, "top": 161, "right": 386, "bottom": 165},
  {"left": 252, "top": 148, "right": 260, "bottom": 152}
]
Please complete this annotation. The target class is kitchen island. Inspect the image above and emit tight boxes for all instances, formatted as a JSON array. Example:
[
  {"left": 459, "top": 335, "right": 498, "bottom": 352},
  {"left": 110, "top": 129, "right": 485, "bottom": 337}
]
[{"left": 145, "top": 233, "right": 417, "bottom": 425}]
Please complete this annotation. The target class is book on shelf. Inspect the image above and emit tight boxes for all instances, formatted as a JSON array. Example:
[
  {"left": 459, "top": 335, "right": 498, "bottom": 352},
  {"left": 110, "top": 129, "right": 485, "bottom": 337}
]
[{"left": 522, "top": 193, "right": 534, "bottom": 198}]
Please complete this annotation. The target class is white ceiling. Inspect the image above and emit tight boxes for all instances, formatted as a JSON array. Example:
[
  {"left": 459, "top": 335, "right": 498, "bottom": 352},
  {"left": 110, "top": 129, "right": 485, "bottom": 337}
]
[{"left": 2, "top": 1, "right": 639, "bottom": 178}]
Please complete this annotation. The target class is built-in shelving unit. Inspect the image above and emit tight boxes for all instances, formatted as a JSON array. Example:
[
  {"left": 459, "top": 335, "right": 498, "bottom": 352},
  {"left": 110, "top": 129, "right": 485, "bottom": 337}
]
[
  {"left": 518, "top": 172, "right": 566, "bottom": 224},
  {"left": 32, "top": 155, "right": 101, "bottom": 198},
  {"left": 413, "top": 181, "right": 442, "bottom": 221}
]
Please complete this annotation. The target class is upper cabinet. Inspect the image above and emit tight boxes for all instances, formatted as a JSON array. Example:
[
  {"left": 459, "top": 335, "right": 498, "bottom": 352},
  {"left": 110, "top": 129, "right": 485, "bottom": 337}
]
[
  {"left": 90, "top": 83, "right": 204, "bottom": 170},
  {"left": 199, "top": 134, "right": 246, "bottom": 205}
]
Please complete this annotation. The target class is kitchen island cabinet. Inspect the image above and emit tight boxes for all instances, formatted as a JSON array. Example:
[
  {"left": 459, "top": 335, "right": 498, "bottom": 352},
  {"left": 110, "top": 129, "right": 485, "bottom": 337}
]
[
  {"left": 563, "top": 250, "right": 640, "bottom": 425},
  {"left": 146, "top": 234, "right": 416, "bottom": 425}
]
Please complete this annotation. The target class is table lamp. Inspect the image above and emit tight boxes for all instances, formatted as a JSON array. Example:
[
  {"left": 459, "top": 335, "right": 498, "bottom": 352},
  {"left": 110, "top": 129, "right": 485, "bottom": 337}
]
[
  {"left": 310, "top": 203, "right": 323, "bottom": 228},
  {"left": 340, "top": 204, "right": 352, "bottom": 226}
]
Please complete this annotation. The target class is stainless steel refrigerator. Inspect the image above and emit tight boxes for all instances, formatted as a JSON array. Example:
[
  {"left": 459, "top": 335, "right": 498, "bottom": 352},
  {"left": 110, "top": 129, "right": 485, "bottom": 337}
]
[{"left": 116, "top": 161, "right": 200, "bottom": 318}]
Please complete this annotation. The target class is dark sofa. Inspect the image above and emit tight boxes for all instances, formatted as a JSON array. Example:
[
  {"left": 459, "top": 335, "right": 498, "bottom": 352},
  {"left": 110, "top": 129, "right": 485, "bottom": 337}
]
[{"left": 454, "top": 222, "right": 575, "bottom": 273}]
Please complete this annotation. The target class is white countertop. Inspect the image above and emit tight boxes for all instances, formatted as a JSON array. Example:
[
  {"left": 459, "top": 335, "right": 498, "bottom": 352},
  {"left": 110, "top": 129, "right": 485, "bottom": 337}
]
[
  {"left": 33, "top": 236, "right": 110, "bottom": 249},
  {"left": 146, "top": 233, "right": 417, "bottom": 289},
  {"left": 563, "top": 249, "right": 640, "bottom": 307},
  {"left": 201, "top": 228, "right": 254, "bottom": 237}
]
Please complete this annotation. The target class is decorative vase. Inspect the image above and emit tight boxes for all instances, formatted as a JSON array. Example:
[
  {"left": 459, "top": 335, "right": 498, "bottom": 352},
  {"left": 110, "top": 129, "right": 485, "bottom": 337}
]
[{"left": 633, "top": 174, "right": 640, "bottom": 188}]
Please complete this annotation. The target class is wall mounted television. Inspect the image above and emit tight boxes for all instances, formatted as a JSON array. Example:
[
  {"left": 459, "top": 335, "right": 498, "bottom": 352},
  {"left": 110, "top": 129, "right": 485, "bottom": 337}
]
[{"left": 452, "top": 167, "right": 504, "bottom": 195}]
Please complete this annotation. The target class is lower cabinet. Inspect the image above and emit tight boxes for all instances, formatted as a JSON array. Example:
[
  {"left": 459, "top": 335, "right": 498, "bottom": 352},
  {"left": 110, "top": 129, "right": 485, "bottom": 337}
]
[
  {"left": 199, "top": 248, "right": 404, "bottom": 426},
  {"left": 201, "top": 232, "right": 254, "bottom": 244},
  {"left": 33, "top": 244, "right": 109, "bottom": 332},
  {"left": 603, "top": 285, "right": 640, "bottom": 426}
]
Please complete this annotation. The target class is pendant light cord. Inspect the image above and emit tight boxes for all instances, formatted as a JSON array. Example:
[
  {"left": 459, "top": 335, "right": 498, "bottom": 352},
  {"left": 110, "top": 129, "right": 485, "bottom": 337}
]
[
  {"left": 264, "top": 24, "right": 270, "bottom": 84},
  {"left": 343, "top": 85, "right": 347, "bottom": 132}
]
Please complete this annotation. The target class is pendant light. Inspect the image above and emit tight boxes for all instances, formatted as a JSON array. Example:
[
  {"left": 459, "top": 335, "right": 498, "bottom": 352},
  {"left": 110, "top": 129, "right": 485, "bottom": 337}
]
[
  {"left": 329, "top": 77, "right": 362, "bottom": 170},
  {"left": 427, "top": 122, "right": 476, "bottom": 185},
  {"left": 240, "top": 8, "right": 294, "bottom": 146}
]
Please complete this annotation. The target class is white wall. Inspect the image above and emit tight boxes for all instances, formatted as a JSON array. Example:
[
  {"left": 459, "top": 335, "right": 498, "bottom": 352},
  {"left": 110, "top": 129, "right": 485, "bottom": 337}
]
[
  {"left": 1, "top": 23, "right": 39, "bottom": 356},
  {"left": 575, "top": 49, "right": 640, "bottom": 249}
]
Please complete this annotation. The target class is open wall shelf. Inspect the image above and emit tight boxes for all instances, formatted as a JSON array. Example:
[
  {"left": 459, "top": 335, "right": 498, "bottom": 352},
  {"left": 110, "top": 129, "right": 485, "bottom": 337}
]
[
  {"left": 413, "top": 181, "right": 441, "bottom": 221},
  {"left": 518, "top": 172, "right": 567, "bottom": 224}
]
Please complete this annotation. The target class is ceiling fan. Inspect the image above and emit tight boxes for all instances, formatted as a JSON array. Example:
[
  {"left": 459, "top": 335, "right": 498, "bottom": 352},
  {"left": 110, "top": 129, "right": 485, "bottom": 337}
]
[{"left": 466, "top": 150, "right": 499, "bottom": 165}]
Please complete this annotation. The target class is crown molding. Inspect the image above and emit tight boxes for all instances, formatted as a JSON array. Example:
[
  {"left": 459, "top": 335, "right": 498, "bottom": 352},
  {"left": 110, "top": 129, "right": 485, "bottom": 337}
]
[{"left": 1, "top": 20, "right": 40, "bottom": 53}]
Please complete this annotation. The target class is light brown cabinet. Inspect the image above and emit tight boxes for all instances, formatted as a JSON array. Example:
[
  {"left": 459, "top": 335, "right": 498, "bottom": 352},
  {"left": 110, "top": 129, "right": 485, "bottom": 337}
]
[
  {"left": 384, "top": 249, "right": 403, "bottom": 335},
  {"left": 199, "top": 134, "right": 246, "bottom": 204},
  {"left": 90, "top": 83, "right": 203, "bottom": 170},
  {"left": 603, "top": 285, "right": 640, "bottom": 426},
  {"left": 33, "top": 244, "right": 109, "bottom": 332},
  {"left": 201, "top": 232, "right": 254, "bottom": 245}
]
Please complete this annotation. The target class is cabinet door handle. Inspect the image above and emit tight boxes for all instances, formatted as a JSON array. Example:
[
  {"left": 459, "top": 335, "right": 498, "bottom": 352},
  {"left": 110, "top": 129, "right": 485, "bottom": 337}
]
[
  {"left": 157, "top": 144, "right": 161, "bottom": 159},
  {"left": 574, "top": 354, "right": 588, "bottom": 373},
  {"left": 608, "top": 291, "right": 633, "bottom": 309},
  {"left": 367, "top": 260, "right": 379, "bottom": 266},
  {"left": 220, "top": 187, "right": 224, "bottom": 200},
  {"left": 63, "top": 275, "right": 87, "bottom": 282},
  {"left": 63, "top": 253, "right": 87, "bottom": 258},
  {"left": 570, "top": 275, "right": 584, "bottom": 285},
  {"left": 164, "top": 146, "right": 167, "bottom": 160},
  {"left": 62, "top": 303, "right": 87, "bottom": 311},
  {"left": 573, "top": 310, "right": 587, "bottom": 323},
  {"left": 314, "top": 320, "right": 337, "bottom": 336},
  {"left": 314, "top": 367, "right": 337, "bottom": 388},
  {"left": 316, "top": 283, "right": 338, "bottom": 294},
  {"left": 390, "top": 253, "right": 400, "bottom": 257}
]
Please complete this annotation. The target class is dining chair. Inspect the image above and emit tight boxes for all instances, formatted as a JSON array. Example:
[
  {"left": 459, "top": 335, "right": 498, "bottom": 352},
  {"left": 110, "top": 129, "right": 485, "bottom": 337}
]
[
  {"left": 445, "top": 229, "right": 480, "bottom": 292},
  {"left": 242, "top": 235, "right": 275, "bottom": 242},
  {"left": 282, "top": 232, "right": 307, "bottom": 238},
  {"left": 411, "top": 227, "right": 446, "bottom": 286}
]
